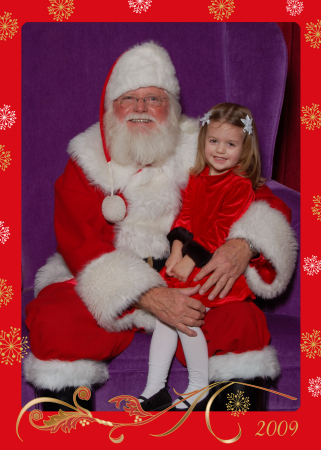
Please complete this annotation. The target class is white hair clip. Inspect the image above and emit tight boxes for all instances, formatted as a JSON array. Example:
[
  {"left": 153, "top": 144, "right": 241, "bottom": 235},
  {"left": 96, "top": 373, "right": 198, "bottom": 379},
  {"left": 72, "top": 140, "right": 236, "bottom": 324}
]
[
  {"left": 200, "top": 111, "right": 212, "bottom": 126},
  {"left": 240, "top": 115, "right": 253, "bottom": 135}
]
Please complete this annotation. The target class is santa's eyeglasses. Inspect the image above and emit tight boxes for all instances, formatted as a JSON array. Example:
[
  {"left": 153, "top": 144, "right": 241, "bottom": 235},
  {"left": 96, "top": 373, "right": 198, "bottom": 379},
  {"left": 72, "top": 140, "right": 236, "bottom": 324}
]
[{"left": 114, "top": 95, "right": 169, "bottom": 109}]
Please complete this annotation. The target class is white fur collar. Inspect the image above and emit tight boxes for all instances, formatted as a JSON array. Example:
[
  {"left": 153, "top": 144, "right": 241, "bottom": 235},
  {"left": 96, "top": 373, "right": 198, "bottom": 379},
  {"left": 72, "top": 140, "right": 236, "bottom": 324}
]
[{"left": 66, "top": 115, "right": 199, "bottom": 194}]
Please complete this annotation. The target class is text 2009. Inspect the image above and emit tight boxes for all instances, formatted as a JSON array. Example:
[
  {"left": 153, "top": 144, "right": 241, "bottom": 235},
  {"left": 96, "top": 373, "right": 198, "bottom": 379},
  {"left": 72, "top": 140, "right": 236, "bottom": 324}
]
[{"left": 256, "top": 421, "right": 298, "bottom": 437}]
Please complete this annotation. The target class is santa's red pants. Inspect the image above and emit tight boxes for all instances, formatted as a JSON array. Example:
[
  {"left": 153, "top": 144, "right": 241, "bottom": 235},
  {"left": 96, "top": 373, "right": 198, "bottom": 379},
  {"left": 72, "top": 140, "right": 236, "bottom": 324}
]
[{"left": 26, "top": 280, "right": 271, "bottom": 364}]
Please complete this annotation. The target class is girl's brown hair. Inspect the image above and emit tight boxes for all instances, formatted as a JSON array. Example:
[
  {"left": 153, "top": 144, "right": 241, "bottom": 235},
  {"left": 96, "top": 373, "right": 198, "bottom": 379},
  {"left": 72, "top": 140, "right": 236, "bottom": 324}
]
[{"left": 191, "top": 103, "right": 264, "bottom": 190}]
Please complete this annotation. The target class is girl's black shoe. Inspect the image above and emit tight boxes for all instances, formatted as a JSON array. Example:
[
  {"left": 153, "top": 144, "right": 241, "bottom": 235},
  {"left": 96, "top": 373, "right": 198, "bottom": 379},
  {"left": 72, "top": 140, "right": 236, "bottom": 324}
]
[{"left": 139, "top": 387, "right": 172, "bottom": 411}]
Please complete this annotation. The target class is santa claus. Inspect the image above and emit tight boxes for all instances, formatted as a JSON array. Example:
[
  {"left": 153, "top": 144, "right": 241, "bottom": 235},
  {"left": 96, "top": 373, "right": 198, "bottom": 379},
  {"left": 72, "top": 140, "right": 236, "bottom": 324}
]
[{"left": 24, "top": 42, "right": 297, "bottom": 411}]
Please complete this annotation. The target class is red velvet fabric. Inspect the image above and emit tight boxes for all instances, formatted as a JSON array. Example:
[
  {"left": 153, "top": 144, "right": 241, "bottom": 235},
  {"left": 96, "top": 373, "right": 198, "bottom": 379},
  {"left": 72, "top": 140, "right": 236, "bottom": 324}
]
[
  {"left": 174, "top": 168, "right": 255, "bottom": 250},
  {"left": 162, "top": 168, "right": 256, "bottom": 307},
  {"left": 176, "top": 300, "right": 271, "bottom": 366},
  {"left": 54, "top": 159, "right": 116, "bottom": 276},
  {"left": 26, "top": 281, "right": 270, "bottom": 363},
  {"left": 254, "top": 182, "right": 292, "bottom": 223},
  {"left": 26, "top": 281, "right": 135, "bottom": 361}
]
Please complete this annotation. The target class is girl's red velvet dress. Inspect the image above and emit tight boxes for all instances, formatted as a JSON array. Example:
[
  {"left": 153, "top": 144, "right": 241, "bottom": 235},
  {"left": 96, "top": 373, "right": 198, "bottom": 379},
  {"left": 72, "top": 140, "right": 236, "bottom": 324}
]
[
  {"left": 161, "top": 167, "right": 273, "bottom": 364},
  {"left": 161, "top": 166, "right": 258, "bottom": 307}
]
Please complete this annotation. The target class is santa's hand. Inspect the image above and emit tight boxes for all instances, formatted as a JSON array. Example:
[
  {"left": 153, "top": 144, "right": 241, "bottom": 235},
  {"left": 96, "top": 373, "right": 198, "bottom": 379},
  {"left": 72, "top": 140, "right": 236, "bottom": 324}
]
[
  {"left": 138, "top": 285, "right": 205, "bottom": 337},
  {"left": 194, "top": 238, "right": 252, "bottom": 300}
]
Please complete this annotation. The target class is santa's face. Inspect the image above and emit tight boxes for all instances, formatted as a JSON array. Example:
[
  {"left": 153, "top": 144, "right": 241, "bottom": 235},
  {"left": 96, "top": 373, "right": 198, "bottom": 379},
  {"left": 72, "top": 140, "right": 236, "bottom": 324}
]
[
  {"left": 113, "top": 86, "right": 170, "bottom": 131},
  {"left": 106, "top": 86, "right": 179, "bottom": 167}
]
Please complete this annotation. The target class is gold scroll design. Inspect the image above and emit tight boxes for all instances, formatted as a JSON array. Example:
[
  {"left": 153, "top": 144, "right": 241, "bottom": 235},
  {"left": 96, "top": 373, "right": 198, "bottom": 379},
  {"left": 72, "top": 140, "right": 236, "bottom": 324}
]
[{"left": 16, "top": 383, "right": 296, "bottom": 444}]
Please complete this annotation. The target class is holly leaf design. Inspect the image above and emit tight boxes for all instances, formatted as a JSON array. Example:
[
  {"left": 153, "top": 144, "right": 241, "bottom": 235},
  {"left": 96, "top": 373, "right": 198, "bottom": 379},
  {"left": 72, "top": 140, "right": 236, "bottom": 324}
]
[
  {"left": 109, "top": 395, "right": 152, "bottom": 418},
  {"left": 42, "top": 410, "right": 95, "bottom": 433}
]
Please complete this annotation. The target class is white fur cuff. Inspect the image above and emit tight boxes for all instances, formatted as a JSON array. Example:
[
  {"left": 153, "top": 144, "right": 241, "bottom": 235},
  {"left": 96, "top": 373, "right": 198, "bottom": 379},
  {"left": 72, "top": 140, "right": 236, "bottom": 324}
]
[
  {"left": 23, "top": 353, "right": 109, "bottom": 390},
  {"left": 76, "top": 248, "right": 166, "bottom": 332},
  {"left": 34, "top": 253, "right": 73, "bottom": 297},
  {"left": 228, "top": 201, "right": 298, "bottom": 298},
  {"left": 209, "top": 346, "right": 281, "bottom": 381}
]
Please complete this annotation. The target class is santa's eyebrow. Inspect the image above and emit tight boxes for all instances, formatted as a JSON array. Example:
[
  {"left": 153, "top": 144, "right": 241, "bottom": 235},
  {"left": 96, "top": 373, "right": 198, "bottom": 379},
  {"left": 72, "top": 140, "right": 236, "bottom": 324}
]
[{"left": 125, "top": 91, "right": 162, "bottom": 97}]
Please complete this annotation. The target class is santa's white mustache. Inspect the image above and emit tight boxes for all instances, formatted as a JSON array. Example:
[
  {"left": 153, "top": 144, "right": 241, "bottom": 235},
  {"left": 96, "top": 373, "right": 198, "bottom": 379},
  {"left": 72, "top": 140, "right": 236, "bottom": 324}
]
[{"left": 125, "top": 113, "right": 156, "bottom": 122}]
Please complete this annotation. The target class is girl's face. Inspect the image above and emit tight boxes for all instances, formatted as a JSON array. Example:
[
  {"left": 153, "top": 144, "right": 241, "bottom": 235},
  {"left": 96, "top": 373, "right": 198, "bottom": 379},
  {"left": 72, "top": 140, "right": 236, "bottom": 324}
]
[{"left": 204, "top": 121, "right": 244, "bottom": 176}]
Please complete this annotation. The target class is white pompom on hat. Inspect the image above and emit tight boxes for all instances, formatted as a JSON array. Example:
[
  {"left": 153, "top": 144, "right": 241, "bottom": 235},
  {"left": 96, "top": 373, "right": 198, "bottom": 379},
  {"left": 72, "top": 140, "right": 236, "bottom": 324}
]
[
  {"left": 99, "top": 41, "right": 180, "bottom": 224},
  {"left": 101, "top": 195, "right": 127, "bottom": 223}
]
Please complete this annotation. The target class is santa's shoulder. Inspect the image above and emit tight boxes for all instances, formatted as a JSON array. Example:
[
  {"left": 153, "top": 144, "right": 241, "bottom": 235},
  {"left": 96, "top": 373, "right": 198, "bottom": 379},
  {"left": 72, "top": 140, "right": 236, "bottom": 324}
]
[
  {"left": 175, "top": 115, "right": 199, "bottom": 174},
  {"left": 67, "top": 122, "right": 103, "bottom": 161}
]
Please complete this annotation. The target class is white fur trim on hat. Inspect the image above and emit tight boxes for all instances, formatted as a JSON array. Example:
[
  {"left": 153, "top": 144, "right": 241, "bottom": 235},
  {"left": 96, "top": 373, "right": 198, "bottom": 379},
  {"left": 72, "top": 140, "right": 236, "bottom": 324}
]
[
  {"left": 23, "top": 353, "right": 109, "bottom": 390},
  {"left": 227, "top": 201, "right": 298, "bottom": 299},
  {"left": 105, "top": 41, "right": 180, "bottom": 109},
  {"left": 209, "top": 346, "right": 281, "bottom": 381}
]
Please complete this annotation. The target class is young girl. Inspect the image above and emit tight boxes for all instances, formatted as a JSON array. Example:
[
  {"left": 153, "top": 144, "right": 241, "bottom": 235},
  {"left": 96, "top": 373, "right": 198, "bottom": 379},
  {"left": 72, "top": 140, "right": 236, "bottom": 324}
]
[{"left": 139, "top": 103, "right": 271, "bottom": 411}]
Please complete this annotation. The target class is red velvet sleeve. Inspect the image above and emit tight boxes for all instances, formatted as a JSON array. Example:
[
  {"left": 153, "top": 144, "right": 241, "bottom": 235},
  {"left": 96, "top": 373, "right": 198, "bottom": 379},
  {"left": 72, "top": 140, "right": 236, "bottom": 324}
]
[
  {"left": 54, "top": 159, "right": 115, "bottom": 276},
  {"left": 255, "top": 184, "right": 292, "bottom": 223}
]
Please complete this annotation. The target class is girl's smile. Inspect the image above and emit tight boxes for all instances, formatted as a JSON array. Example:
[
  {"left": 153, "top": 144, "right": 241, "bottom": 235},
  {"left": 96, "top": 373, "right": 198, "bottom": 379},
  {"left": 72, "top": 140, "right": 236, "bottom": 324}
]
[{"left": 204, "top": 121, "right": 244, "bottom": 175}]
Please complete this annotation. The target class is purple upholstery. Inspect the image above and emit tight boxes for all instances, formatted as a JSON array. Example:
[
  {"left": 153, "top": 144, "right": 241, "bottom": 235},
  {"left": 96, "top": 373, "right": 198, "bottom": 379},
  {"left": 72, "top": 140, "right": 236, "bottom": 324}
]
[{"left": 21, "top": 22, "right": 300, "bottom": 411}]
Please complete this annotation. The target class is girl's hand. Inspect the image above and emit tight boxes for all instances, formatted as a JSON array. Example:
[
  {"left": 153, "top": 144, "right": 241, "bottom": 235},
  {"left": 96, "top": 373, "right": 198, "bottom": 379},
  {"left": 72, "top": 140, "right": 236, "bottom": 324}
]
[
  {"left": 172, "top": 255, "right": 196, "bottom": 282},
  {"left": 165, "top": 253, "right": 183, "bottom": 276},
  {"left": 165, "top": 240, "right": 183, "bottom": 276}
]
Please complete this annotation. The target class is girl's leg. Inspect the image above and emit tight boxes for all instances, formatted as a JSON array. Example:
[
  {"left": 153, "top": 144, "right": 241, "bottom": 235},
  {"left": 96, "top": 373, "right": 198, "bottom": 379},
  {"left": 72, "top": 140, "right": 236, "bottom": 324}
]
[
  {"left": 140, "top": 319, "right": 178, "bottom": 401},
  {"left": 174, "top": 327, "right": 209, "bottom": 409}
]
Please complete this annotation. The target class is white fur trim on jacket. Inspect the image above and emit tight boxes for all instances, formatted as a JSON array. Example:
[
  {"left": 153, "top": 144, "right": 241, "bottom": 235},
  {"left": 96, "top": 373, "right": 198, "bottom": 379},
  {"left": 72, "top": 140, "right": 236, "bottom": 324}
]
[
  {"left": 66, "top": 116, "right": 197, "bottom": 196},
  {"left": 228, "top": 201, "right": 298, "bottom": 299},
  {"left": 105, "top": 41, "right": 180, "bottom": 110},
  {"left": 23, "top": 353, "right": 109, "bottom": 390},
  {"left": 209, "top": 346, "right": 281, "bottom": 381},
  {"left": 76, "top": 248, "right": 166, "bottom": 333},
  {"left": 34, "top": 253, "right": 73, "bottom": 297}
]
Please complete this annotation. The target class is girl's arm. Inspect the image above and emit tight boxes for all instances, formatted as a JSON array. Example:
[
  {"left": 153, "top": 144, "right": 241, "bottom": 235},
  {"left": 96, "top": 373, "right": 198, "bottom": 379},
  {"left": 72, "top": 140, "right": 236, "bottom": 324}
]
[
  {"left": 195, "top": 184, "right": 297, "bottom": 300},
  {"left": 165, "top": 176, "right": 195, "bottom": 277},
  {"left": 165, "top": 240, "right": 184, "bottom": 276}
]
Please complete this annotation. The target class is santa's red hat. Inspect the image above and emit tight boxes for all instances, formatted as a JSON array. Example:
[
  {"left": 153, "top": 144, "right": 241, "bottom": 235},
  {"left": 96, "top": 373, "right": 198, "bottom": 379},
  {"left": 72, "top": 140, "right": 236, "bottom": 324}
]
[{"left": 99, "top": 42, "right": 180, "bottom": 224}]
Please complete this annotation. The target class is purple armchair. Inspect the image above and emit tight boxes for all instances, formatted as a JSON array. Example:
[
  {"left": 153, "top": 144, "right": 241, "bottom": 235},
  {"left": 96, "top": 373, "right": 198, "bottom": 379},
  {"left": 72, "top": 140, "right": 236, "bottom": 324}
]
[{"left": 22, "top": 22, "right": 300, "bottom": 411}]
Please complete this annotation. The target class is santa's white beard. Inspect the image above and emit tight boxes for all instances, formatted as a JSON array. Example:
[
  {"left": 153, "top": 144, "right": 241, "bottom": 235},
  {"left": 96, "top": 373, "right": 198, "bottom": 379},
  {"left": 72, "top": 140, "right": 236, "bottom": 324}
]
[{"left": 105, "top": 108, "right": 179, "bottom": 166}]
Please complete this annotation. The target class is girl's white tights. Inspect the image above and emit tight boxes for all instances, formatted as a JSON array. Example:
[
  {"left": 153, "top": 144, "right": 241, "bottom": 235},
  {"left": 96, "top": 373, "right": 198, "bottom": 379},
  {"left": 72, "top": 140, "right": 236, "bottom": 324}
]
[{"left": 140, "top": 318, "right": 209, "bottom": 409}]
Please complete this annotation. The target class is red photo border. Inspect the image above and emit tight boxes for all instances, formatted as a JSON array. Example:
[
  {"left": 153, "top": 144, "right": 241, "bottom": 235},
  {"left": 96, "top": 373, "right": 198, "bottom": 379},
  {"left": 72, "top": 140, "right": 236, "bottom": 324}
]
[{"left": 1, "top": 0, "right": 320, "bottom": 448}]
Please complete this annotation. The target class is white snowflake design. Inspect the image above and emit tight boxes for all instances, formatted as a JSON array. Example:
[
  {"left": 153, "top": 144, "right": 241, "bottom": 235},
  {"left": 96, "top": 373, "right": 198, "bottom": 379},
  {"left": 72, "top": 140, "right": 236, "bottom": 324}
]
[
  {"left": 0, "top": 105, "right": 16, "bottom": 130},
  {"left": 308, "top": 377, "right": 321, "bottom": 397},
  {"left": 303, "top": 255, "right": 321, "bottom": 276},
  {"left": 0, "top": 221, "right": 9, "bottom": 244},
  {"left": 286, "top": 0, "right": 304, "bottom": 16},
  {"left": 128, "top": 0, "right": 152, "bottom": 13}
]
